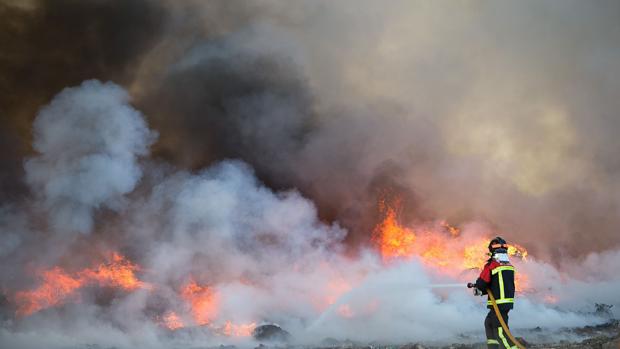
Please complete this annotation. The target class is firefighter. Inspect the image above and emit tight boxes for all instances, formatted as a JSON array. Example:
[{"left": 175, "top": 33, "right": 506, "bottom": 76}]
[{"left": 470, "top": 237, "right": 517, "bottom": 349}]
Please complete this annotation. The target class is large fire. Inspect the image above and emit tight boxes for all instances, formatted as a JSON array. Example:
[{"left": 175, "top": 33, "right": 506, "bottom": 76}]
[
  {"left": 181, "top": 278, "right": 219, "bottom": 325},
  {"left": 372, "top": 202, "right": 530, "bottom": 291},
  {"left": 10, "top": 198, "right": 544, "bottom": 335},
  {"left": 14, "top": 252, "right": 150, "bottom": 316},
  {"left": 14, "top": 257, "right": 256, "bottom": 336},
  {"left": 221, "top": 321, "right": 258, "bottom": 337},
  {"left": 167, "top": 278, "right": 256, "bottom": 335}
]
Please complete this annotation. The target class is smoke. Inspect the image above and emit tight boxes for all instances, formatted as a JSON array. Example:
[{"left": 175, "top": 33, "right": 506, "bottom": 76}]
[
  {"left": 0, "top": 0, "right": 164, "bottom": 201},
  {"left": 130, "top": 158, "right": 347, "bottom": 289},
  {"left": 1, "top": 81, "right": 611, "bottom": 349},
  {"left": 1, "top": 0, "right": 620, "bottom": 348},
  {"left": 118, "top": 0, "right": 620, "bottom": 258},
  {"left": 24, "top": 80, "right": 157, "bottom": 234},
  {"left": 306, "top": 261, "right": 602, "bottom": 344},
  {"left": 3, "top": 0, "right": 620, "bottom": 255}
]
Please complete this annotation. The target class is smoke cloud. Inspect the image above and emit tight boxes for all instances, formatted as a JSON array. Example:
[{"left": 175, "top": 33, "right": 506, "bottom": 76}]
[
  {"left": 1, "top": 1, "right": 620, "bottom": 348},
  {"left": 0, "top": 0, "right": 164, "bottom": 201},
  {"left": 25, "top": 80, "right": 157, "bottom": 234},
  {"left": 3, "top": 0, "right": 620, "bottom": 256},
  {"left": 125, "top": 0, "right": 620, "bottom": 258}
]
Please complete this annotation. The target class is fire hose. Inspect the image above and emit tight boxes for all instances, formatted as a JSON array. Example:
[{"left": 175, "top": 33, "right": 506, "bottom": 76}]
[
  {"left": 429, "top": 284, "right": 527, "bottom": 348},
  {"left": 486, "top": 288, "right": 526, "bottom": 349},
  {"left": 465, "top": 283, "right": 526, "bottom": 348}
]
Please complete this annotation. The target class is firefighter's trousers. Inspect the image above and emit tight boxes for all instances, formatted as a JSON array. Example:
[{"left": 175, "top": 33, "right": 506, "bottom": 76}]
[{"left": 485, "top": 309, "right": 517, "bottom": 349}]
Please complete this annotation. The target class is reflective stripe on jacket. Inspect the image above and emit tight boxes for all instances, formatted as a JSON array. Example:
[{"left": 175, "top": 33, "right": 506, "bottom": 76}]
[{"left": 475, "top": 259, "right": 516, "bottom": 311}]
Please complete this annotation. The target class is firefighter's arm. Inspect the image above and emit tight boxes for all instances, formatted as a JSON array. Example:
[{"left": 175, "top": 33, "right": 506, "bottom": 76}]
[{"left": 474, "top": 263, "right": 492, "bottom": 295}]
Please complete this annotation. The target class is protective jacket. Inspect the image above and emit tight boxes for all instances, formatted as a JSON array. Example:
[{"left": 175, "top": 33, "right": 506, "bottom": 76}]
[{"left": 475, "top": 258, "right": 515, "bottom": 312}]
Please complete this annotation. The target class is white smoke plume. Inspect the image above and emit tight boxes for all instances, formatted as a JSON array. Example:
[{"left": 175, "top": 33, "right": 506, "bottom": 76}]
[{"left": 24, "top": 80, "right": 157, "bottom": 234}]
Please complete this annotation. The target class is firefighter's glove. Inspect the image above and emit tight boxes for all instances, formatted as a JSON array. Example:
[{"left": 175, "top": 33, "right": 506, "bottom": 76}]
[{"left": 473, "top": 288, "right": 483, "bottom": 296}]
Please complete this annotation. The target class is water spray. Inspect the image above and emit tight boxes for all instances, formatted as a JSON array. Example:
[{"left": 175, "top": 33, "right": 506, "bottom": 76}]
[{"left": 427, "top": 283, "right": 467, "bottom": 288}]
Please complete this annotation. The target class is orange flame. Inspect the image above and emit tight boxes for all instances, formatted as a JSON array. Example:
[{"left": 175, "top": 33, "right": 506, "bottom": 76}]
[
  {"left": 181, "top": 278, "right": 219, "bottom": 325},
  {"left": 221, "top": 321, "right": 257, "bottom": 337},
  {"left": 373, "top": 206, "right": 489, "bottom": 271},
  {"left": 161, "top": 311, "right": 185, "bottom": 330},
  {"left": 441, "top": 221, "right": 461, "bottom": 237},
  {"left": 14, "top": 267, "right": 82, "bottom": 317},
  {"left": 373, "top": 202, "right": 530, "bottom": 287},
  {"left": 13, "top": 253, "right": 150, "bottom": 317},
  {"left": 373, "top": 207, "right": 416, "bottom": 260},
  {"left": 158, "top": 277, "right": 255, "bottom": 337},
  {"left": 508, "top": 244, "right": 528, "bottom": 260},
  {"left": 79, "top": 252, "right": 151, "bottom": 290}
]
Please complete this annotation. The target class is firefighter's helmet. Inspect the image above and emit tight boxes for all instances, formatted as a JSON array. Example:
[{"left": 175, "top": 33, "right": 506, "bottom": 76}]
[{"left": 488, "top": 236, "right": 508, "bottom": 253}]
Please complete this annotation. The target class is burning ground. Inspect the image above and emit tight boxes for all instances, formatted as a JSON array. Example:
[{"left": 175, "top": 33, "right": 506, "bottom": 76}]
[{"left": 1, "top": 1, "right": 620, "bottom": 349}]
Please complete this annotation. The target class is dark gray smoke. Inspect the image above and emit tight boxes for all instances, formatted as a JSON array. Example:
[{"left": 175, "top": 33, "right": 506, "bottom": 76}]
[{"left": 139, "top": 22, "right": 314, "bottom": 182}]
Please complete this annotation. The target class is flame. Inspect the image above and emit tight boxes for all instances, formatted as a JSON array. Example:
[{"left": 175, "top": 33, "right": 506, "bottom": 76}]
[
  {"left": 13, "top": 253, "right": 149, "bottom": 316},
  {"left": 440, "top": 221, "right": 461, "bottom": 237},
  {"left": 373, "top": 206, "right": 490, "bottom": 272},
  {"left": 13, "top": 198, "right": 535, "bottom": 329},
  {"left": 373, "top": 207, "right": 416, "bottom": 260},
  {"left": 79, "top": 252, "right": 151, "bottom": 290},
  {"left": 508, "top": 244, "right": 528, "bottom": 260},
  {"left": 155, "top": 277, "right": 255, "bottom": 336},
  {"left": 462, "top": 240, "right": 489, "bottom": 270},
  {"left": 161, "top": 311, "right": 185, "bottom": 330},
  {"left": 181, "top": 278, "right": 219, "bottom": 325},
  {"left": 14, "top": 267, "right": 82, "bottom": 317},
  {"left": 221, "top": 321, "right": 257, "bottom": 337},
  {"left": 373, "top": 201, "right": 530, "bottom": 288}
]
